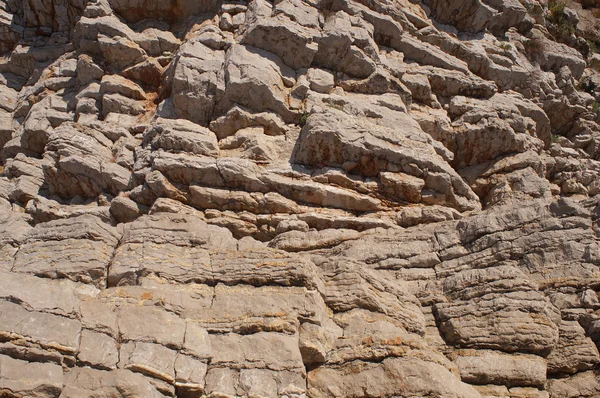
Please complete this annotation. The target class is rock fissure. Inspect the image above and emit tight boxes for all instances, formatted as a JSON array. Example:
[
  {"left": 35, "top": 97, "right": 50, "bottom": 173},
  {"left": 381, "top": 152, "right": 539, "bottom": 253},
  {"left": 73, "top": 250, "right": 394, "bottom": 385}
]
[{"left": 2, "top": 0, "right": 600, "bottom": 396}]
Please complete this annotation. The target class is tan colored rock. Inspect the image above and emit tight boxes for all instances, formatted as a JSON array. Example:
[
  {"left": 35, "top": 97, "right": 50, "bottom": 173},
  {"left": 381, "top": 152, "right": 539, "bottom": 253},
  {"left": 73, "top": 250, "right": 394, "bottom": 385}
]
[
  {"left": 60, "top": 367, "right": 164, "bottom": 398},
  {"left": 164, "top": 37, "right": 225, "bottom": 125},
  {"left": 242, "top": 12, "right": 320, "bottom": 69},
  {"left": 537, "top": 39, "right": 586, "bottom": 79},
  {"left": 209, "top": 105, "right": 287, "bottom": 139},
  {"left": 100, "top": 74, "right": 145, "bottom": 100},
  {"left": 448, "top": 93, "right": 551, "bottom": 169},
  {"left": 174, "top": 354, "right": 208, "bottom": 394},
  {"left": 547, "top": 320, "right": 600, "bottom": 375},
  {"left": 307, "top": 68, "right": 335, "bottom": 94},
  {"left": 380, "top": 171, "right": 425, "bottom": 203},
  {"left": 218, "top": 126, "right": 283, "bottom": 162},
  {"left": 210, "top": 331, "right": 305, "bottom": 370},
  {"left": 98, "top": 34, "right": 146, "bottom": 72},
  {"left": 110, "top": 194, "right": 142, "bottom": 223},
  {"left": 308, "top": 357, "right": 481, "bottom": 398},
  {"left": 119, "top": 341, "right": 177, "bottom": 382},
  {"left": 189, "top": 185, "right": 300, "bottom": 214},
  {"left": 216, "top": 44, "right": 297, "bottom": 123},
  {"left": 547, "top": 371, "right": 600, "bottom": 397},
  {"left": 77, "top": 54, "right": 105, "bottom": 86},
  {"left": 0, "top": 300, "right": 81, "bottom": 354},
  {"left": 426, "top": 0, "right": 493, "bottom": 33},
  {"left": 78, "top": 330, "right": 119, "bottom": 369},
  {"left": 108, "top": 212, "right": 320, "bottom": 288},
  {"left": 454, "top": 350, "right": 547, "bottom": 388},
  {"left": 25, "top": 196, "right": 112, "bottom": 224},
  {"left": 44, "top": 123, "right": 131, "bottom": 198},
  {"left": 105, "top": 0, "right": 219, "bottom": 23},
  {"left": 0, "top": 109, "right": 14, "bottom": 151},
  {"left": 0, "top": 271, "right": 79, "bottom": 317},
  {"left": 435, "top": 277, "right": 559, "bottom": 354},
  {"left": 0, "top": 355, "right": 64, "bottom": 397},
  {"left": 13, "top": 215, "right": 119, "bottom": 287},
  {"left": 294, "top": 108, "right": 480, "bottom": 211},
  {"left": 261, "top": 171, "right": 384, "bottom": 212},
  {"left": 148, "top": 118, "right": 219, "bottom": 157},
  {"left": 1, "top": 1, "right": 600, "bottom": 397}
]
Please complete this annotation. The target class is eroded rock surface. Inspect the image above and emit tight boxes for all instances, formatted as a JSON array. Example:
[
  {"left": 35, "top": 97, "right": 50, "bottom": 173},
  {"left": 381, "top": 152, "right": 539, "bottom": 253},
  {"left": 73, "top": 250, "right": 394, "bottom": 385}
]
[{"left": 1, "top": 0, "right": 600, "bottom": 397}]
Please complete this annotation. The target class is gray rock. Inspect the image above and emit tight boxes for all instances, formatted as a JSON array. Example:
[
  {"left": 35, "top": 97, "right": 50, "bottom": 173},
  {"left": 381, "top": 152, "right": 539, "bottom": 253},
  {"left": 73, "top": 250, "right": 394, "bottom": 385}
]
[
  {"left": 0, "top": 300, "right": 81, "bottom": 355},
  {"left": 0, "top": 355, "right": 64, "bottom": 398},
  {"left": 164, "top": 36, "right": 225, "bottom": 125},
  {"left": 547, "top": 321, "right": 600, "bottom": 375},
  {"left": 294, "top": 108, "right": 480, "bottom": 211},
  {"left": 216, "top": 44, "right": 297, "bottom": 123},
  {"left": 454, "top": 350, "right": 547, "bottom": 388},
  {"left": 307, "top": 68, "right": 335, "bottom": 94},
  {"left": 308, "top": 357, "right": 481, "bottom": 397},
  {"left": 1, "top": 1, "right": 600, "bottom": 396},
  {"left": 13, "top": 215, "right": 120, "bottom": 287},
  {"left": 78, "top": 329, "right": 119, "bottom": 369},
  {"left": 110, "top": 194, "right": 141, "bottom": 223},
  {"left": 109, "top": 212, "right": 320, "bottom": 287},
  {"left": 242, "top": 13, "right": 320, "bottom": 69},
  {"left": 60, "top": 367, "right": 164, "bottom": 398}
]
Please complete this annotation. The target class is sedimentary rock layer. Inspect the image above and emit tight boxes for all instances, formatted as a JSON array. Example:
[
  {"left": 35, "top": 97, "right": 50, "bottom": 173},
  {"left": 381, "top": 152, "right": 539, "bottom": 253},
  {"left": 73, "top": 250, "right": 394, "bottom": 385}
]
[{"left": 1, "top": 0, "right": 600, "bottom": 397}]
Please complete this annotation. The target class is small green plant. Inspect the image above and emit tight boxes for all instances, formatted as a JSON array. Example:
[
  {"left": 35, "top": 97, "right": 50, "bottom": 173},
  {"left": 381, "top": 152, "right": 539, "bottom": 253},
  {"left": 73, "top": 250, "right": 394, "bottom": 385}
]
[
  {"left": 299, "top": 112, "right": 309, "bottom": 127},
  {"left": 587, "top": 39, "right": 599, "bottom": 54},
  {"left": 552, "top": 134, "right": 561, "bottom": 143},
  {"left": 592, "top": 100, "right": 600, "bottom": 113},
  {"left": 576, "top": 77, "right": 597, "bottom": 93},
  {"left": 548, "top": 0, "right": 567, "bottom": 17},
  {"left": 547, "top": 0, "right": 576, "bottom": 36},
  {"left": 498, "top": 42, "right": 512, "bottom": 51}
]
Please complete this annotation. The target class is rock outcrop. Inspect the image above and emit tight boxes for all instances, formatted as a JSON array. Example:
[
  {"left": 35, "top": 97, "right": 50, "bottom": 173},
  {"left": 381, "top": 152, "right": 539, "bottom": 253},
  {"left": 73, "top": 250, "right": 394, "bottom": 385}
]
[{"left": 1, "top": 0, "right": 600, "bottom": 397}]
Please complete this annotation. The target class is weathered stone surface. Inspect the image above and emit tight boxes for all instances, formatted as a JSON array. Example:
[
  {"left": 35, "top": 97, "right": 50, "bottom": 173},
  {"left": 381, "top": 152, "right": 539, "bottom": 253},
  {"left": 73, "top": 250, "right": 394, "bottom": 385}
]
[
  {"left": 78, "top": 329, "right": 119, "bottom": 369},
  {"left": 547, "top": 321, "right": 600, "bottom": 375},
  {"left": 109, "top": 194, "right": 142, "bottom": 223},
  {"left": 12, "top": 215, "right": 119, "bottom": 286},
  {"left": 2, "top": 0, "right": 600, "bottom": 396},
  {"left": 454, "top": 350, "right": 547, "bottom": 388},
  {"left": 216, "top": 44, "right": 297, "bottom": 123},
  {"left": 308, "top": 357, "right": 481, "bottom": 397},
  {"left": 108, "top": 212, "right": 320, "bottom": 288},
  {"left": 448, "top": 93, "right": 551, "bottom": 169},
  {"left": 0, "top": 271, "right": 79, "bottom": 316},
  {"left": 294, "top": 108, "right": 480, "bottom": 211},
  {"left": 148, "top": 118, "right": 219, "bottom": 157},
  {"left": 547, "top": 371, "right": 600, "bottom": 398},
  {"left": 210, "top": 331, "right": 305, "bottom": 370},
  {"left": 209, "top": 105, "right": 287, "bottom": 139},
  {"left": 162, "top": 37, "right": 225, "bottom": 125},
  {"left": 43, "top": 123, "right": 132, "bottom": 199},
  {"left": 0, "top": 355, "right": 64, "bottom": 397},
  {"left": 242, "top": 12, "right": 320, "bottom": 70},
  {"left": 0, "top": 300, "right": 81, "bottom": 354},
  {"left": 60, "top": 368, "right": 164, "bottom": 398}
]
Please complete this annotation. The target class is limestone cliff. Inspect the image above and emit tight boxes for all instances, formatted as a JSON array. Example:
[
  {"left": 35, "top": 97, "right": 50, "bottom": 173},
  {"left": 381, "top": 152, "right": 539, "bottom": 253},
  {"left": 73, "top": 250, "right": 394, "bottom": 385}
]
[{"left": 1, "top": 0, "right": 600, "bottom": 397}]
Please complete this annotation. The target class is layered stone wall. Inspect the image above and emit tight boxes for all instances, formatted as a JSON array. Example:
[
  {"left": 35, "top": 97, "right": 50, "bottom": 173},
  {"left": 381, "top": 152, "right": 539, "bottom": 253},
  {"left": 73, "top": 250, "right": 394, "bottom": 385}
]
[{"left": 1, "top": 0, "right": 600, "bottom": 396}]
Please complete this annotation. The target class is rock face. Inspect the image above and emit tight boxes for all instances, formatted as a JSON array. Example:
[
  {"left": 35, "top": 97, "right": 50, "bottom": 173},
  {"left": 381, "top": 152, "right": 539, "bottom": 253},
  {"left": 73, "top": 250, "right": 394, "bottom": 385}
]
[{"left": 1, "top": 0, "right": 600, "bottom": 397}]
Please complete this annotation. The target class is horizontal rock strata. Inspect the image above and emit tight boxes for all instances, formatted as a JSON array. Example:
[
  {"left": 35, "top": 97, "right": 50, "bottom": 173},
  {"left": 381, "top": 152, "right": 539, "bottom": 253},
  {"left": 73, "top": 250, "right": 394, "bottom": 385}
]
[{"left": 1, "top": 0, "right": 600, "bottom": 397}]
